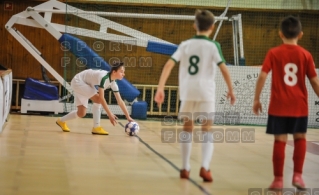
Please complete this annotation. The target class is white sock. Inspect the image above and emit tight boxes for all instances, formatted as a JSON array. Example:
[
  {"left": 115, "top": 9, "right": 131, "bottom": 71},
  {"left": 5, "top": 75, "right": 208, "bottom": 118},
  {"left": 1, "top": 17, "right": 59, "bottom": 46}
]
[
  {"left": 61, "top": 110, "right": 78, "bottom": 122},
  {"left": 201, "top": 131, "right": 214, "bottom": 170},
  {"left": 180, "top": 131, "right": 192, "bottom": 171},
  {"left": 92, "top": 103, "right": 101, "bottom": 128}
]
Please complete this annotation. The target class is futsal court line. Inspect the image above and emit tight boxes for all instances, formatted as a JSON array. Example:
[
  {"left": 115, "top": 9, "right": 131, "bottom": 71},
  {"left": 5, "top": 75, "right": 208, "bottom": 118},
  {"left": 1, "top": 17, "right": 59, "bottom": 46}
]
[{"left": 119, "top": 122, "right": 212, "bottom": 195}]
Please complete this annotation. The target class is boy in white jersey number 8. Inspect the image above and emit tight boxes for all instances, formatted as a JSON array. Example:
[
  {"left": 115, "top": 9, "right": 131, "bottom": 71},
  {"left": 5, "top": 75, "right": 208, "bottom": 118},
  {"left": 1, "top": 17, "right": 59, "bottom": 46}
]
[
  {"left": 155, "top": 10, "right": 235, "bottom": 182},
  {"left": 56, "top": 62, "right": 133, "bottom": 135}
]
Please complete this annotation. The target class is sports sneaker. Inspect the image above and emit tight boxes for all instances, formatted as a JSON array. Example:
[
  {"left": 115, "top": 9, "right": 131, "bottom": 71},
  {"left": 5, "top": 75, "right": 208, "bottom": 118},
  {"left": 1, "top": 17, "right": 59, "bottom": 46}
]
[
  {"left": 292, "top": 173, "right": 306, "bottom": 190},
  {"left": 269, "top": 177, "right": 283, "bottom": 190},
  {"left": 180, "top": 169, "right": 190, "bottom": 179},
  {"left": 199, "top": 167, "right": 213, "bottom": 182},
  {"left": 56, "top": 118, "right": 70, "bottom": 132},
  {"left": 92, "top": 126, "right": 109, "bottom": 135}
]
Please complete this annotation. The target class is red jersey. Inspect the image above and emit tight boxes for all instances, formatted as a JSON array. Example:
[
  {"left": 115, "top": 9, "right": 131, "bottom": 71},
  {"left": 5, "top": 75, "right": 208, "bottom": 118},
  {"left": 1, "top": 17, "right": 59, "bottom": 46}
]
[{"left": 262, "top": 44, "right": 317, "bottom": 117}]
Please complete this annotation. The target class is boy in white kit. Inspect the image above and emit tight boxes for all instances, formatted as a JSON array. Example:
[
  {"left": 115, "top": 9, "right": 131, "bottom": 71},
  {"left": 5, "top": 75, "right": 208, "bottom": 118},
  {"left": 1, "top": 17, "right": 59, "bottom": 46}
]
[
  {"left": 155, "top": 10, "right": 235, "bottom": 182},
  {"left": 56, "top": 62, "right": 133, "bottom": 135}
]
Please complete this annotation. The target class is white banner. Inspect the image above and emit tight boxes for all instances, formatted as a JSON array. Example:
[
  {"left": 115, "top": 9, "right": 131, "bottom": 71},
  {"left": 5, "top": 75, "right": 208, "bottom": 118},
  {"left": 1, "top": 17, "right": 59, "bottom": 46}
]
[
  {"left": 215, "top": 66, "right": 319, "bottom": 128},
  {"left": 0, "top": 71, "right": 12, "bottom": 132},
  {"left": 2, "top": 73, "right": 12, "bottom": 123},
  {"left": 0, "top": 78, "right": 3, "bottom": 131}
]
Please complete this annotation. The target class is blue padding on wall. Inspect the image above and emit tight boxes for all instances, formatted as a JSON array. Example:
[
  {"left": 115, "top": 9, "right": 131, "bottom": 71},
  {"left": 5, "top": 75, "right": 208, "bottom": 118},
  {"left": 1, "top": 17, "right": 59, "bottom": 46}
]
[
  {"left": 132, "top": 101, "right": 147, "bottom": 119},
  {"left": 23, "top": 78, "right": 59, "bottom": 100},
  {"left": 117, "top": 78, "right": 140, "bottom": 102},
  {"left": 58, "top": 34, "right": 110, "bottom": 71},
  {"left": 146, "top": 40, "right": 178, "bottom": 56}
]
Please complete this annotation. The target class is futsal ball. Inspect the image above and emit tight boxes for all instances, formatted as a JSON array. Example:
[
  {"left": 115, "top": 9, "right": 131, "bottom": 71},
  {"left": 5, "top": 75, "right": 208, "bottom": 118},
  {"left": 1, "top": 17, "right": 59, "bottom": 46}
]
[{"left": 124, "top": 121, "right": 140, "bottom": 136}]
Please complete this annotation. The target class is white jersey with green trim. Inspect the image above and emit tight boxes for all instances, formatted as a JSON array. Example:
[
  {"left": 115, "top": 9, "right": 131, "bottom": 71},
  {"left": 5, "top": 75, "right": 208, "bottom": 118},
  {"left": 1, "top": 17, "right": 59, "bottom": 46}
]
[
  {"left": 75, "top": 69, "right": 119, "bottom": 92},
  {"left": 171, "top": 35, "right": 226, "bottom": 101}
]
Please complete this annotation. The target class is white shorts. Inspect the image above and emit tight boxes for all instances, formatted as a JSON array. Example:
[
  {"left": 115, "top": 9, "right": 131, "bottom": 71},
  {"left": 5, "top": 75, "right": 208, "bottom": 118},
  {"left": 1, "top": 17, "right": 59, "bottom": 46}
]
[
  {"left": 178, "top": 101, "right": 216, "bottom": 121},
  {"left": 71, "top": 77, "right": 97, "bottom": 108}
]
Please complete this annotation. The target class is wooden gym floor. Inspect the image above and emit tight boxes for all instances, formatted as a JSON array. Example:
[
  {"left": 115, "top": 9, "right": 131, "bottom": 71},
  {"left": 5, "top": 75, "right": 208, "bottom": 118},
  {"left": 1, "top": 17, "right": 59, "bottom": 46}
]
[{"left": 0, "top": 114, "right": 318, "bottom": 195}]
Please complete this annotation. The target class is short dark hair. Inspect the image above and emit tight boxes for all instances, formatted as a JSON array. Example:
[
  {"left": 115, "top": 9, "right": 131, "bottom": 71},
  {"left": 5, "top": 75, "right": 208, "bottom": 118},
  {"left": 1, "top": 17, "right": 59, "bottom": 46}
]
[
  {"left": 111, "top": 62, "right": 124, "bottom": 72},
  {"left": 280, "top": 15, "right": 302, "bottom": 39},
  {"left": 195, "top": 9, "right": 215, "bottom": 31}
]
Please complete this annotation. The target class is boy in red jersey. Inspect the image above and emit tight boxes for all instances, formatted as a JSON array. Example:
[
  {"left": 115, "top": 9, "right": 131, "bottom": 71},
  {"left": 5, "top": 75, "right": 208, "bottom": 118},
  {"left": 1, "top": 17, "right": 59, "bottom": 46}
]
[{"left": 253, "top": 15, "right": 319, "bottom": 190}]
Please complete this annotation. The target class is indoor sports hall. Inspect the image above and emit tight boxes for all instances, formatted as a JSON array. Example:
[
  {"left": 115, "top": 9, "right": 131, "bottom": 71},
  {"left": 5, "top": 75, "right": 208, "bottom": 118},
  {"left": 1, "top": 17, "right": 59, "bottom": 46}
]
[{"left": 0, "top": 0, "right": 318, "bottom": 195}]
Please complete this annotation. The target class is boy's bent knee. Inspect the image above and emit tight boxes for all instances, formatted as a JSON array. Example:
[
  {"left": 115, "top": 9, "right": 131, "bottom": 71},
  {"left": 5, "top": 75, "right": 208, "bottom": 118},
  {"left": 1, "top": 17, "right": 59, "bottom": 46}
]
[
  {"left": 77, "top": 111, "right": 86, "bottom": 118},
  {"left": 293, "top": 133, "right": 306, "bottom": 140},
  {"left": 274, "top": 134, "right": 288, "bottom": 142}
]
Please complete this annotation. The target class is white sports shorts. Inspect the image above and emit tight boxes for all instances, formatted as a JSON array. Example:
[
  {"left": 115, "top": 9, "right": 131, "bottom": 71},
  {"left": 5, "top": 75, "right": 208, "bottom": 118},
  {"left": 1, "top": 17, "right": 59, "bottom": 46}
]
[
  {"left": 178, "top": 101, "right": 216, "bottom": 121},
  {"left": 71, "top": 77, "right": 97, "bottom": 108}
]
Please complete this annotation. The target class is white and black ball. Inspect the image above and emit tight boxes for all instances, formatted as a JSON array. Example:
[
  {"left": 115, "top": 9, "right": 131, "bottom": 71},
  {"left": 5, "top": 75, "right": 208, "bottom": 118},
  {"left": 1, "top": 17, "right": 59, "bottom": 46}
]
[{"left": 124, "top": 121, "right": 140, "bottom": 136}]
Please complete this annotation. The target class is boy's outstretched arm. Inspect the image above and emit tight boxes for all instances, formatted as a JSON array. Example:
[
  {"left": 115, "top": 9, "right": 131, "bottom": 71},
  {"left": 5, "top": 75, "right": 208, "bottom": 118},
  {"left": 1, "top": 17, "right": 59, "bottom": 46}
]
[
  {"left": 98, "top": 87, "right": 118, "bottom": 126},
  {"left": 253, "top": 71, "right": 268, "bottom": 115},
  {"left": 310, "top": 76, "right": 319, "bottom": 97},
  {"left": 114, "top": 92, "right": 134, "bottom": 122},
  {"left": 219, "top": 63, "right": 236, "bottom": 105},
  {"left": 155, "top": 59, "right": 175, "bottom": 107}
]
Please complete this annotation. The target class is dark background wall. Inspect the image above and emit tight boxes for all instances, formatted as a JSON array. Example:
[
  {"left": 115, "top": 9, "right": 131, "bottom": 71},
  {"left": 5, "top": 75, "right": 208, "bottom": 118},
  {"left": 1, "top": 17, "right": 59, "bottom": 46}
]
[{"left": 1, "top": 0, "right": 318, "bottom": 86}]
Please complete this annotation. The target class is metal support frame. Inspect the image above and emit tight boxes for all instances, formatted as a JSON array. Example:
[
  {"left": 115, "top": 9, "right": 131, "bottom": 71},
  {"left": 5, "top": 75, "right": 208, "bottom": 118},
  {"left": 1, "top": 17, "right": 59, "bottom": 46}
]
[
  {"left": 5, "top": 27, "right": 72, "bottom": 92},
  {"left": 5, "top": 0, "right": 176, "bottom": 95},
  {"left": 231, "top": 14, "right": 245, "bottom": 66},
  {"left": 4, "top": 0, "right": 233, "bottom": 89},
  {"left": 5, "top": 0, "right": 245, "bottom": 111},
  {"left": 213, "top": 0, "right": 232, "bottom": 41}
]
